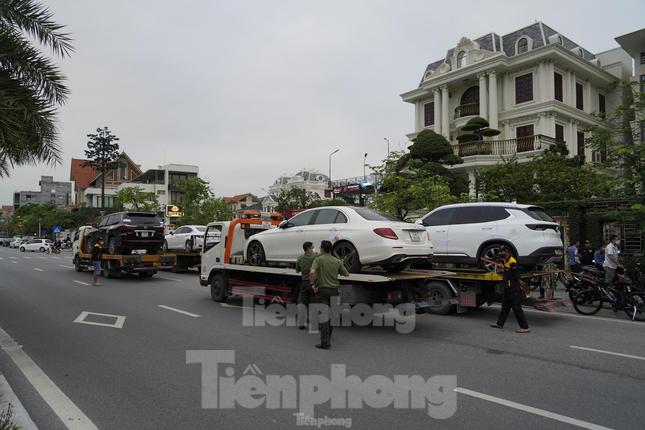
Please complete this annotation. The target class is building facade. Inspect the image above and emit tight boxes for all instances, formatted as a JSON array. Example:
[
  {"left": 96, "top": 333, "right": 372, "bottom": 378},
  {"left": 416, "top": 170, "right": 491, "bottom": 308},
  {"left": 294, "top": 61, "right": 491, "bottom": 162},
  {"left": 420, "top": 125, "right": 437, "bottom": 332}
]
[
  {"left": 13, "top": 176, "right": 73, "bottom": 209},
  {"left": 126, "top": 163, "right": 199, "bottom": 210},
  {"left": 400, "top": 22, "right": 633, "bottom": 193},
  {"left": 224, "top": 193, "right": 259, "bottom": 212},
  {"left": 615, "top": 28, "right": 645, "bottom": 149},
  {"left": 269, "top": 169, "right": 330, "bottom": 199},
  {"left": 79, "top": 153, "right": 143, "bottom": 208}
]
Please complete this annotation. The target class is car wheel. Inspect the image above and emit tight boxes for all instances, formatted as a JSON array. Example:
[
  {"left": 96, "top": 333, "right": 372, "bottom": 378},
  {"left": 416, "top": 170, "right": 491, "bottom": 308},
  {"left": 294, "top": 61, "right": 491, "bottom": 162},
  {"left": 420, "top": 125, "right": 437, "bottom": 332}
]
[
  {"left": 426, "top": 281, "right": 455, "bottom": 315},
  {"left": 210, "top": 274, "right": 228, "bottom": 302},
  {"left": 246, "top": 241, "right": 266, "bottom": 266},
  {"left": 108, "top": 237, "right": 119, "bottom": 255},
  {"left": 19, "top": 247, "right": 25, "bottom": 252},
  {"left": 162, "top": 240, "right": 168, "bottom": 252},
  {"left": 39, "top": 247, "right": 45, "bottom": 252},
  {"left": 479, "top": 243, "right": 510, "bottom": 272},
  {"left": 185, "top": 239, "right": 193, "bottom": 252},
  {"left": 333, "top": 241, "right": 362, "bottom": 273},
  {"left": 73, "top": 255, "right": 83, "bottom": 272}
]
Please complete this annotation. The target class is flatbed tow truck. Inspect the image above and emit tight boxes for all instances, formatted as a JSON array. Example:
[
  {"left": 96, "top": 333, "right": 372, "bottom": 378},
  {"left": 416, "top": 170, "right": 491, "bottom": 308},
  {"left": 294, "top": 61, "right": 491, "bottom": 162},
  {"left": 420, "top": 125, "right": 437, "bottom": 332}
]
[
  {"left": 72, "top": 226, "right": 201, "bottom": 277},
  {"left": 199, "top": 215, "right": 564, "bottom": 314}
]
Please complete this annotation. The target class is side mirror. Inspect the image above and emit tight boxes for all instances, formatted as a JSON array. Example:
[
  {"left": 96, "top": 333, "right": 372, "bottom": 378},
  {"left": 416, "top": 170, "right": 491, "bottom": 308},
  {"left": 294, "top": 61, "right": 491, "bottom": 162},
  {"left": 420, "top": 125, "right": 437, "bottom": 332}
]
[{"left": 169, "top": 231, "right": 174, "bottom": 235}]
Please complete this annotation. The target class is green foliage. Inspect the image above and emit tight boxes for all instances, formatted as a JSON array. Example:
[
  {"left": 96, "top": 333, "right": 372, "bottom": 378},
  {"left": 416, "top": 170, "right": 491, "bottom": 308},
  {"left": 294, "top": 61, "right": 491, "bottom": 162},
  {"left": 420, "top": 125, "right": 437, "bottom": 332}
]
[
  {"left": 370, "top": 151, "right": 456, "bottom": 221},
  {"left": 174, "top": 177, "right": 233, "bottom": 224},
  {"left": 0, "top": 0, "right": 73, "bottom": 176},
  {"left": 308, "top": 198, "right": 347, "bottom": 208},
  {"left": 84, "top": 127, "right": 120, "bottom": 208},
  {"left": 200, "top": 197, "right": 234, "bottom": 224},
  {"left": 115, "top": 186, "right": 159, "bottom": 212},
  {"left": 276, "top": 187, "right": 321, "bottom": 213},
  {"left": 459, "top": 116, "right": 501, "bottom": 140},
  {"left": 476, "top": 151, "right": 610, "bottom": 203},
  {"left": 585, "top": 81, "right": 645, "bottom": 196},
  {"left": 0, "top": 404, "right": 20, "bottom": 430},
  {"left": 9, "top": 203, "right": 72, "bottom": 235}
]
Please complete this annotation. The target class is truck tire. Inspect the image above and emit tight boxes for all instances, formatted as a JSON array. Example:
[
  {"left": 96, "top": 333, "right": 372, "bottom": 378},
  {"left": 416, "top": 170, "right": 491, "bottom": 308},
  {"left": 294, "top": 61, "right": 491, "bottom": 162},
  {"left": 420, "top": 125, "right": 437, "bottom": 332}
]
[
  {"left": 210, "top": 273, "right": 228, "bottom": 302},
  {"left": 185, "top": 239, "right": 193, "bottom": 252},
  {"left": 73, "top": 255, "right": 83, "bottom": 272},
  {"left": 107, "top": 236, "right": 120, "bottom": 255},
  {"left": 426, "top": 281, "right": 455, "bottom": 315}
]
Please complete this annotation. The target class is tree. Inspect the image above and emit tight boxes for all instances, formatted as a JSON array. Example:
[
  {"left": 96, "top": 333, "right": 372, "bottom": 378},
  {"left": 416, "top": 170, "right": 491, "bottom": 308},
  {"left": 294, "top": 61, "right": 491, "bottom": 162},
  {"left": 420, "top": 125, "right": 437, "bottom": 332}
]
[
  {"left": 10, "top": 203, "right": 73, "bottom": 236},
  {"left": 84, "top": 127, "right": 120, "bottom": 209},
  {"left": 115, "top": 186, "right": 159, "bottom": 212},
  {"left": 175, "top": 177, "right": 213, "bottom": 224},
  {"left": 275, "top": 187, "right": 321, "bottom": 213},
  {"left": 370, "top": 151, "right": 456, "bottom": 220},
  {"left": 0, "top": 0, "right": 73, "bottom": 176},
  {"left": 200, "top": 197, "right": 234, "bottom": 224},
  {"left": 586, "top": 81, "right": 644, "bottom": 196},
  {"left": 308, "top": 198, "right": 347, "bottom": 208}
]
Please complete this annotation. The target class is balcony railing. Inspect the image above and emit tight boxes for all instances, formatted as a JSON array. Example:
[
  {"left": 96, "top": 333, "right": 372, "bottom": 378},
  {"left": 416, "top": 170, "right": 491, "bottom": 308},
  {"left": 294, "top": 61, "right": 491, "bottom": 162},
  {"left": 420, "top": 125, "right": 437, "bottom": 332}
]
[
  {"left": 456, "top": 135, "right": 557, "bottom": 157},
  {"left": 454, "top": 103, "right": 479, "bottom": 119}
]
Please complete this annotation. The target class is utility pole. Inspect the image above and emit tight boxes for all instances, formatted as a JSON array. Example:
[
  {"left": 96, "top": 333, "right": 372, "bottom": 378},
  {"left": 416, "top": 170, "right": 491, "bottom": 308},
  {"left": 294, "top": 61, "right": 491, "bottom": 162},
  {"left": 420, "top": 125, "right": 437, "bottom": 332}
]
[
  {"left": 328, "top": 149, "right": 340, "bottom": 197},
  {"left": 384, "top": 138, "right": 390, "bottom": 158}
]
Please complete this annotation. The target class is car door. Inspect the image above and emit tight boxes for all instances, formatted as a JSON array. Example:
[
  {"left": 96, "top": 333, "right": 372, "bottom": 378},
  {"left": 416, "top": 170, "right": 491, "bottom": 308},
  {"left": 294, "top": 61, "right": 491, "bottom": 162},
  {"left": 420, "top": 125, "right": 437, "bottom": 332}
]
[
  {"left": 25, "top": 239, "right": 38, "bottom": 251},
  {"left": 169, "top": 227, "right": 187, "bottom": 249},
  {"left": 267, "top": 210, "right": 316, "bottom": 261},
  {"left": 306, "top": 209, "right": 345, "bottom": 248},
  {"left": 420, "top": 208, "right": 454, "bottom": 255},
  {"left": 448, "top": 207, "right": 505, "bottom": 258}
]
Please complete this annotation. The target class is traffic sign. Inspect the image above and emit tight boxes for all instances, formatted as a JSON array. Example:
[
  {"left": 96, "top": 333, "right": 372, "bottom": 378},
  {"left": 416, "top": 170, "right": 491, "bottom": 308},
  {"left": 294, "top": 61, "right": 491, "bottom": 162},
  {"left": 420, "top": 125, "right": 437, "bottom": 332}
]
[{"left": 52, "top": 225, "right": 62, "bottom": 234}]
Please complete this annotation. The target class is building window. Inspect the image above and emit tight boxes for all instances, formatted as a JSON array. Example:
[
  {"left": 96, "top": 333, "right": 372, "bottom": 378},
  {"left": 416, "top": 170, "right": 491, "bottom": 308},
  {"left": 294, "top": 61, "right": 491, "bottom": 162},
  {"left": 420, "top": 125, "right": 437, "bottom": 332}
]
[
  {"left": 424, "top": 102, "right": 434, "bottom": 126},
  {"left": 515, "top": 73, "right": 533, "bottom": 104},
  {"left": 598, "top": 94, "right": 606, "bottom": 115},
  {"left": 555, "top": 124, "right": 564, "bottom": 144},
  {"left": 516, "top": 37, "right": 529, "bottom": 54},
  {"left": 516, "top": 124, "right": 534, "bottom": 152},
  {"left": 641, "top": 52, "right": 645, "bottom": 64},
  {"left": 641, "top": 120, "right": 645, "bottom": 142},
  {"left": 456, "top": 51, "right": 466, "bottom": 68},
  {"left": 157, "top": 190, "right": 166, "bottom": 195},
  {"left": 554, "top": 72, "right": 563, "bottom": 101},
  {"left": 640, "top": 74, "right": 645, "bottom": 93},
  {"left": 577, "top": 131, "right": 585, "bottom": 156},
  {"left": 575, "top": 82, "right": 584, "bottom": 110}
]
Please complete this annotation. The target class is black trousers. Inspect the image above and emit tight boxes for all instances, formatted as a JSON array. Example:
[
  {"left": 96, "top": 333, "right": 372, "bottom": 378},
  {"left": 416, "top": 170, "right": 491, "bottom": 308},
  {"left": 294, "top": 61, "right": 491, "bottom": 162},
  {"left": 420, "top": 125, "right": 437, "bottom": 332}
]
[
  {"left": 316, "top": 288, "right": 338, "bottom": 346},
  {"left": 297, "top": 280, "right": 314, "bottom": 327},
  {"left": 497, "top": 287, "right": 529, "bottom": 329}
]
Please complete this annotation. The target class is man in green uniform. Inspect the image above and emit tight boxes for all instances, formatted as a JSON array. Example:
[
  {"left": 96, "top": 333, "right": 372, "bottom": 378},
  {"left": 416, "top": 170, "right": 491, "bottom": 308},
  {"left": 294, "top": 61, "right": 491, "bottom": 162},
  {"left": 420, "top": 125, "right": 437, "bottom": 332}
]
[
  {"left": 295, "top": 241, "right": 318, "bottom": 330},
  {"left": 310, "top": 240, "right": 349, "bottom": 349}
]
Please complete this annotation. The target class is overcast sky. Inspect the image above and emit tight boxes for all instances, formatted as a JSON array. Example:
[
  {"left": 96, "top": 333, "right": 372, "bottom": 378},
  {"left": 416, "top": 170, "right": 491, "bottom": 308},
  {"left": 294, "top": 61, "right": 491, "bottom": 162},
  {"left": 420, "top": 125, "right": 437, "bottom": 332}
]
[{"left": 2, "top": 0, "right": 643, "bottom": 204}]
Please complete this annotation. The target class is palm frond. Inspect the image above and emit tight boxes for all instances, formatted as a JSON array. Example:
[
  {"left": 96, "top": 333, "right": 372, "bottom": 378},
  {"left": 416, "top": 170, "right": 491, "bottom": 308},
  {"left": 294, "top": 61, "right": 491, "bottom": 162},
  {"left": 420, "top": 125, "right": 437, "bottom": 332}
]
[{"left": 0, "top": 0, "right": 74, "bottom": 57}]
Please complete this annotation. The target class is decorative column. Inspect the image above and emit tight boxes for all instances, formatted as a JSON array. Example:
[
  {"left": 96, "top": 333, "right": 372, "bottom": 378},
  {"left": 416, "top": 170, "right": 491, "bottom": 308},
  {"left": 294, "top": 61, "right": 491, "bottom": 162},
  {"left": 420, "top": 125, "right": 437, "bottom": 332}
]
[
  {"left": 544, "top": 61, "right": 555, "bottom": 100},
  {"left": 478, "top": 73, "right": 488, "bottom": 119},
  {"left": 584, "top": 80, "right": 592, "bottom": 113},
  {"left": 488, "top": 71, "right": 498, "bottom": 130},
  {"left": 433, "top": 88, "right": 442, "bottom": 135},
  {"left": 568, "top": 119, "right": 578, "bottom": 156},
  {"left": 467, "top": 170, "right": 477, "bottom": 198},
  {"left": 569, "top": 71, "right": 577, "bottom": 107},
  {"left": 502, "top": 72, "right": 512, "bottom": 110},
  {"left": 441, "top": 85, "right": 450, "bottom": 140},
  {"left": 502, "top": 120, "right": 511, "bottom": 140}
]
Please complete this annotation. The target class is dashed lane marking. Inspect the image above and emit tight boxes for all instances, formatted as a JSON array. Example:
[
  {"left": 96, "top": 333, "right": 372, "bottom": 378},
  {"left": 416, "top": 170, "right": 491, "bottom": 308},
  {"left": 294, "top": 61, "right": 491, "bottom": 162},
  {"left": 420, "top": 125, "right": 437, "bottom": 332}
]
[
  {"left": 158, "top": 305, "right": 200, "bottom": 318},
  {"left": 59, "top": 265, "right": 75, "bottom": 269},
  {"left": 570, "top": 345, "right": 645, "bottom": 362},
  {"left": 33, "top": 268, "right": 44, "bottom": 272},
  {"left": 73, "top": 280, "right": 90, "bottom": 286}
]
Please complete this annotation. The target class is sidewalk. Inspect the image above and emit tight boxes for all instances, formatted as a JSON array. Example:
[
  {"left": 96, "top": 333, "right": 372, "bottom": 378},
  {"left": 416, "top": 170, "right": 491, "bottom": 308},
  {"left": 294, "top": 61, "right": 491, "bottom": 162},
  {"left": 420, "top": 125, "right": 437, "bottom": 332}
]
[{"left": 0, "top": 372, "right": 38, "bottom": 430}]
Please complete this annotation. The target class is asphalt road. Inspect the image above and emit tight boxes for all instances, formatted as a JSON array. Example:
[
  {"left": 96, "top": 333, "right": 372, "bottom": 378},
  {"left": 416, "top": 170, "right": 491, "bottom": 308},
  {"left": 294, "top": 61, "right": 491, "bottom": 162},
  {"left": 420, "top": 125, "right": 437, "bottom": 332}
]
[{"left": 0, "top": 246, "right": 644, "bottom": 430}]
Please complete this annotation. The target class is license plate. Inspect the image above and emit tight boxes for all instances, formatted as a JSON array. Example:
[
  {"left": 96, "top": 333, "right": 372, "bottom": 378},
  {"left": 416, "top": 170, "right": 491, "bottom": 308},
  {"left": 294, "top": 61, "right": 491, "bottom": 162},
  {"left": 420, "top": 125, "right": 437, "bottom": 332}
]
[
  {"left": 136, "top": 230, "right": 153, "bottom": 238},
  {"left": 409, "top": 231, "right": 421, "bottom": 242}
]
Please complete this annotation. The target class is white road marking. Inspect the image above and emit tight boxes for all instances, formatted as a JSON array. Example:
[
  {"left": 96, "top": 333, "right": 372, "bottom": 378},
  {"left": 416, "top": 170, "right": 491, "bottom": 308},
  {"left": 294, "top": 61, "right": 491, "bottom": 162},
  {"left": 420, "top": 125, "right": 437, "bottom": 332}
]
[
  {"left": 38, "top": 256, "right": 46, "bottom": 259},
  {"left": 11, "top": 260, "right": 17, "bottom": 264},
  {"left": 455, "top": 387, "right": 612, "bottom": 430},
  {"left": 9, "top": 256, "right": 18, "bottom": 259},
  {"left": 73, "top": 280, "right": 90, "bottom": 286},
  {"left": 158, "top": 276, "right": 183, "bottom": 282},
  {"left": 158, "top": 305, "right": 200, "bottom": 318},
  {"left": 52, "top": 256, "right": 61, "bottom": 260},
  {"left": 60, "top": 264, "right": 75, "bottom": 269},
  {"left": 23, "top": 256, "right": 32, "bottom": 259},
  {"left": 0, "top": 324, "right": 98, "bottom": 430},
  {"left": 0, "top": 257, "right": 3, "bottom": 260},
  {"left": 73, "top": 311, "right": 126, "bottom": 329},
  {"left": 487, "top": 304, "right": 644, "bottom": 326},
  {"left": 33, "top": 268, "right": 44, "bottom": 272},
  {"left": 570, "top": 345, "right": 645, "bottom": 362}
]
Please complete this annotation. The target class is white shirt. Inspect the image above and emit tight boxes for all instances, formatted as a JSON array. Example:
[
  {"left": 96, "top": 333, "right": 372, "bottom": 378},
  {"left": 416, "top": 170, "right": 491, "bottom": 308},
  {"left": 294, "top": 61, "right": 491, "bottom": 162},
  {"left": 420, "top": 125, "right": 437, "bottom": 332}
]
[{"left": 603, "top": 243, "right": 618, "bottom": 269}]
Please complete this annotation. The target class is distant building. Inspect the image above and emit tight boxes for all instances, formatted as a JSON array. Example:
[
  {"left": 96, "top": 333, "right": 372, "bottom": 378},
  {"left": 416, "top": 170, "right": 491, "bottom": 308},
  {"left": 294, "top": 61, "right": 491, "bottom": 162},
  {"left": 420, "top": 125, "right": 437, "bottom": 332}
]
[
  {"left": 260, "top": 195, "right": 278, "bottom": 213},
  {"left": 224, "top": 193, "right": 259, "bottom": 212},
  {"left": 79, "top": 152, "right": 143, "bottom": 208},
  {"left": 127, "top": 163, "right": 199, "bottom": 209},
  {"left": 13, "top": 176, "right": 73, "bottom": 209},
  {"left": 269, "top": 169, "right": 329, "bottom": 199},
  {"left": 615, "top": 28, "right": 645, "bottom": 151},
  {"left": 69, "top": 158, "right": 96, "bottom": 206}
]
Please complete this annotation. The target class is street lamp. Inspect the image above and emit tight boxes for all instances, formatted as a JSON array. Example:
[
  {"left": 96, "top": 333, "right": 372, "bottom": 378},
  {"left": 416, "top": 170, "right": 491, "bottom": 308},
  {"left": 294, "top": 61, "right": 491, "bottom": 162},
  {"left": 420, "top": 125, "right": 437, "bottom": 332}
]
[
  {"left": 384, "top": 138, "right": 390, "bottom": 158},
  {"left": 328, "top": 149, "right": 340, "bottom": 189},
  {"left": 363, "top": 153, "right": 368, "bottom": 181}
]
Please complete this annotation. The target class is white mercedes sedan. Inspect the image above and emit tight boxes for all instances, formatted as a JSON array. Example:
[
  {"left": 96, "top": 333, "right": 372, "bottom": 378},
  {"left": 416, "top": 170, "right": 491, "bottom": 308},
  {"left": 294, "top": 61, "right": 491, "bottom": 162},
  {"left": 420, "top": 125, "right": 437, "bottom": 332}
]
[
  {"left": 162, "top": 225, "right": 206, "bottom": 252},
  {"left": 244, "top": 206, "right": 432, "bottom": 272}
]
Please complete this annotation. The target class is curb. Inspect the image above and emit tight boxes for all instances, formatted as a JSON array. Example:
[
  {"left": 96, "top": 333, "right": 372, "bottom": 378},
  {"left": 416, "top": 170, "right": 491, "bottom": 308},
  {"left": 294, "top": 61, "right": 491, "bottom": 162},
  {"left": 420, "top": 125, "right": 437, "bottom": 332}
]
[{"left": 0, "top": 372, "right": 38, "bottom": 430}]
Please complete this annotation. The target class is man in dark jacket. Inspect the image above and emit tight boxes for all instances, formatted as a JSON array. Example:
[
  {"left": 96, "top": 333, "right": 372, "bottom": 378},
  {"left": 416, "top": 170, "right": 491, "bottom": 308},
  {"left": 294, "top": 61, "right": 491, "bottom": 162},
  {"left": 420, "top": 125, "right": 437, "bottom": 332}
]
[
  {"left": 490, "top": 247, "right": 530, "bottom": 333},
  {"left": 91, "top": 239, "right": 103, "bottom": 286},
  {"left": 580, "top": 240, "right": 594, "bottom": 266},
  {"left": 295, "top": 241, "right": 318, "bottom": 330}
]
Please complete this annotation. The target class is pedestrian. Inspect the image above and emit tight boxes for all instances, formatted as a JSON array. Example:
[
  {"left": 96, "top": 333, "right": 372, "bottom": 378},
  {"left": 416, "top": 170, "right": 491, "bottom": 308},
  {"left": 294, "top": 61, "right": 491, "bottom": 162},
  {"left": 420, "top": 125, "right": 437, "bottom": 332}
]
[
  {"left": 603, "top": 235, "right": 620, "bottom": 285},
  {"left": 580, "top": 240, "right": 594, "bottom": 266},
  {"left": 295, "top": 241, "right": 318, "bottom": 330},
  {"left": 309, "top": 240, "right": 349, "bottom": 349},
  {"left": 594, "top": 243, "right": 606, "bottom": 270},
  {"left": 490, "top": 246, "right": 530, "bottom": 333},
  {"left": 566, "top": 240, "right": 581, "bottom": 273},
  {"left": 91, "top": 238, "right": 103, "bottom": 286}
]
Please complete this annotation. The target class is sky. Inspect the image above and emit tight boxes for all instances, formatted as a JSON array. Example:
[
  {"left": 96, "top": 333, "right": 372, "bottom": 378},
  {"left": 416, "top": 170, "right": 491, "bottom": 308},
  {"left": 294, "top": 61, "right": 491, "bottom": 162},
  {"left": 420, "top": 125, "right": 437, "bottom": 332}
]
[{"left": 2, "top": 0, "right": 644, "bottom": 204}]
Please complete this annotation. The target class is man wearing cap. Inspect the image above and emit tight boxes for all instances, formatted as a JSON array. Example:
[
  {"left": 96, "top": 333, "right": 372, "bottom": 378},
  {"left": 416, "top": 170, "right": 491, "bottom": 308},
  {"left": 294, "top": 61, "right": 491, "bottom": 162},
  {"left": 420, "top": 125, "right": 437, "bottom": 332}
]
[{"left": 490, "top": 246, "right": 530, "bottom": 333}]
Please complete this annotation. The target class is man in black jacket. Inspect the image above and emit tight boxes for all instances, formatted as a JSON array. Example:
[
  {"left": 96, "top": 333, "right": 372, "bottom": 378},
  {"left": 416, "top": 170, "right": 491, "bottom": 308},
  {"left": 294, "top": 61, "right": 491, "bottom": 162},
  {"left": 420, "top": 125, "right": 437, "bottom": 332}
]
[
  {"left": 91, "top": 239, "right": 103, "bottom": 286},
  {"left": 490, "top": 247, "right": 530, "bottom": 333}
]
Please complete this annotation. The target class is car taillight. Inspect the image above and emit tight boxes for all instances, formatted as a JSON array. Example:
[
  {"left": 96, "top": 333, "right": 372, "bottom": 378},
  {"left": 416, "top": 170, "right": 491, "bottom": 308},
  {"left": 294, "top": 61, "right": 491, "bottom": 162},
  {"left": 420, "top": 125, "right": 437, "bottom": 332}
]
[
  {"left": 373, "top": 228, "right": 398, "bottom": 240},
  {"left": 122, "top": 224, "right": 136, "bottom": 229},
  {"left": 525, "top": 224, "right": 558, "bottom": 231}
]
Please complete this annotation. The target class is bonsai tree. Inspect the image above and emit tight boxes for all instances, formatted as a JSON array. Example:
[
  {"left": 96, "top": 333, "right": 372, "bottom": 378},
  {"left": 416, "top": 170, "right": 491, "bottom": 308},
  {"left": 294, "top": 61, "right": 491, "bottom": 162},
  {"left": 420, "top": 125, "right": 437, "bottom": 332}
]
[{"left": 456, "top": 117, "right": 501, "bottom": 155}]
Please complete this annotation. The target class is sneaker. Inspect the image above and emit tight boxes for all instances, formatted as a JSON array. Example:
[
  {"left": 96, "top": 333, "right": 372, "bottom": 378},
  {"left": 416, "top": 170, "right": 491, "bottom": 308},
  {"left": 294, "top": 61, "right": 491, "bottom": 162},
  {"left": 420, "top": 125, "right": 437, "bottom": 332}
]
[
  {"left": 315, "top": 343, "right": 330, "bottom": 350},
  {"left": 515, "top": 328, "right": 530, "bottom": 333},
  {"left": 490, "top": 324, "right": 503, "bottom": 329}
]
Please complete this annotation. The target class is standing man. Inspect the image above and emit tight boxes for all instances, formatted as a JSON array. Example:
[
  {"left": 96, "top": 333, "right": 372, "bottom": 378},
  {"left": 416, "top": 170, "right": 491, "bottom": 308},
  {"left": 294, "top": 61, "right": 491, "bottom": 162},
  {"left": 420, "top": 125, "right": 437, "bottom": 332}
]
[
  {"left": 580, "top": 240, "right": 594, "bottom": 266},
  {"left": 310, "top": 240, "right": 349, "bottom": 349},
  {"left": 566, "top": 240, "right": 581, "bottom": 273},
  {"left": 295, "top": 241, "right": 318, "bottom": 330},
  {"left": 603, "top": 235, "right": 620, "bottom": 285},
  {"left": 594, "top": 243, "right": 606, "bottom": 270},
  {"left": 490, "top": 247, "right": 530, "bottom": 333},
  {"left": 91, "top": 238, "right": 103, "bottom": 286}
]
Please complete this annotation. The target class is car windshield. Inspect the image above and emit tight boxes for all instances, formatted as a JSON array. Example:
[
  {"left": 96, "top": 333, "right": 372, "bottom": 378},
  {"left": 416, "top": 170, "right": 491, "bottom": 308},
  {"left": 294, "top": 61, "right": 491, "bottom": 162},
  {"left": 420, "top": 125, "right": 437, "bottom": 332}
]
[
  {"left": 525, "top": 207, "right": 554, "bottom": 222},
  {"left": 352, "top": 207, "right": 399, "bottom": 221},
  {"left": 123, "top": 213, "right": 161, "bottom": 225}
]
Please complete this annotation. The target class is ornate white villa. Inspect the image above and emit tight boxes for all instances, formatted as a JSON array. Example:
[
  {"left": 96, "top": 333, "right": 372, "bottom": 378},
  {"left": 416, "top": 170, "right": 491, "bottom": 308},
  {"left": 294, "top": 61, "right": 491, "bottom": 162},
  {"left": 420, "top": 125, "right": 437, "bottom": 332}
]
[
  {"left": 400, "top": 22, "right": 634, "bottom": 193},
  {"left": 268, "top": 169, "right": 330, "bottom": 199}
]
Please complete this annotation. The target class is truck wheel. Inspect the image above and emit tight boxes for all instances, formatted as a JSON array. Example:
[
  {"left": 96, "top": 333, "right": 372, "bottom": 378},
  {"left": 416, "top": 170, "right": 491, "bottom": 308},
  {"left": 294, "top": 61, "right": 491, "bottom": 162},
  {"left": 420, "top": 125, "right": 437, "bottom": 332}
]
[
  {"left": 426, "top": 281, "right": 455, "bottom": 315},
  {"left": 108, "top": 237, "right": 119, "bottom": 255},
  {"left": 73, "top": 255, "right": 83, "bottom": 272},
  {"left": 185, "top": 239, "right": 193, "bottom": 252},
  {"left": 246, "top": 241, "right": 266, "bottom": 266},
  {"left": 333, "top": 242, "right": 362, "bottom": 273},
  {"left": 210, "top": 274, "right": 228, "bottom": 302}
]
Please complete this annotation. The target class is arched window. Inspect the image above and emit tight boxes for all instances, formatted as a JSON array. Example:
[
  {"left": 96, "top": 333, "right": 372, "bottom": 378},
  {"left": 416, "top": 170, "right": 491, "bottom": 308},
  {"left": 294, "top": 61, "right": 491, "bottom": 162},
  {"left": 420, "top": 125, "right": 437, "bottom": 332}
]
[
  {"left": 517, "top": 38, "right": 529, "bottom": 54},
  {"left": 456, "top": 51, "right": 466, "bottom": 68}
]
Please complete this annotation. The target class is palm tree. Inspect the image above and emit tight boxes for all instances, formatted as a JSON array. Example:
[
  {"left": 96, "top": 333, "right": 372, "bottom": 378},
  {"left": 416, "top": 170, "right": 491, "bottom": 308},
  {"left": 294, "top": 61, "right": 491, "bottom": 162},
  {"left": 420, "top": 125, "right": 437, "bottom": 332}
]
[{"left": 0, "top": 0, "right": 73, "bottom": 176}]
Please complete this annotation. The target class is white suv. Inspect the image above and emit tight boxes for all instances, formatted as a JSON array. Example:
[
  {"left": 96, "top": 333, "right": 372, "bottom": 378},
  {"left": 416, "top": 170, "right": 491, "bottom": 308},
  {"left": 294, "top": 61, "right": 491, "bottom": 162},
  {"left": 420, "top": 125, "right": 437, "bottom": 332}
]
[{"left": 417, "top": 203, "right": 563, "bottom": 271}]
